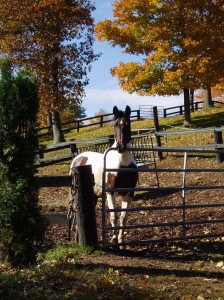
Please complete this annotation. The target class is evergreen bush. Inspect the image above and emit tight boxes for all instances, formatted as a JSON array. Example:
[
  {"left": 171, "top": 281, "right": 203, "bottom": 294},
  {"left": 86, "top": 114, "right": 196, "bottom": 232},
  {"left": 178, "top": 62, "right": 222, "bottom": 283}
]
[{"left": 0, "top": 60, "right": 46, "bottom": 266}]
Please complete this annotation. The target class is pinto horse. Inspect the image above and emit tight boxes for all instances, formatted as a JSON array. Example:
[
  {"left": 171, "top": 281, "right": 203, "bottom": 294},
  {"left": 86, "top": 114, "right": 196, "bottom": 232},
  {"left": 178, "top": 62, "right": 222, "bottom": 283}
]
[{"left": 69, "top": 105, "right": 138, "bottom": 244}]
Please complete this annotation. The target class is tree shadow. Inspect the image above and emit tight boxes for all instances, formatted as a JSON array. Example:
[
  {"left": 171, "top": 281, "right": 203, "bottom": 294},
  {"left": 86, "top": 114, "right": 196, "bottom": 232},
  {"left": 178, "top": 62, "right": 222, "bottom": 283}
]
[
  {"left": 76, "top": 240, "right": 224, "bottom": 284},
  {"left": 107, "top": 240, "right": 224, "bottom": 264},
  {"left": 133, "top": 189, "right": 178, "bottom": 202}
]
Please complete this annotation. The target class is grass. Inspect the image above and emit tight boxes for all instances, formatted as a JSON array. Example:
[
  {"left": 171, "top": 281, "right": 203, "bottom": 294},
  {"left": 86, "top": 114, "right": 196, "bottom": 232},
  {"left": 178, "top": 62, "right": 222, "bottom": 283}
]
[{"left": 38, "top": 243, "right": 96, "bottom": 262}]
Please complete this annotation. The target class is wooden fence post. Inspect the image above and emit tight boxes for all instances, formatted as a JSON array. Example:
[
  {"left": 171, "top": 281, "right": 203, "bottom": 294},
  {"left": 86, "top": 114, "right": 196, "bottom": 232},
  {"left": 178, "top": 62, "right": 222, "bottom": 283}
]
[
  {"left": 137, "top": 109, "right": 140, "bottom": 120},
  {"left": 77, "top": 120, "right": 80, "bottom": 133},
  {"left": 214, "top": 129, "right": 224, "bottom": 164},
  {"left": 74, "top": 165, "right": 98, "bottom": 247},
  {"left": 180, "top": 106, "right": 183, "bottom": 115},
  {"left": 38, "top": 145, "right": 45, "bottom": 165},
  {"left": 153, "top": 106, "right": 163, "bottom": 160},
  {"left": 69, "top": 139, "right": 77, "bottom": 157},
  {"left": 100, "top": 115, "right": 103, "bottom": 127}
]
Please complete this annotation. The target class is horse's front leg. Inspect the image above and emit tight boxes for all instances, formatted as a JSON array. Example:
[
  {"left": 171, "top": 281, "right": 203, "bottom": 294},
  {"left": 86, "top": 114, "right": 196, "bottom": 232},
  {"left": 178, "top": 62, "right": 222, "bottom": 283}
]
[
  {"left": 118, "top": 195, "right": 132, "bottom": 245},
  {"left": 106, "top": 192, "right": 117, "bottom": 242}
]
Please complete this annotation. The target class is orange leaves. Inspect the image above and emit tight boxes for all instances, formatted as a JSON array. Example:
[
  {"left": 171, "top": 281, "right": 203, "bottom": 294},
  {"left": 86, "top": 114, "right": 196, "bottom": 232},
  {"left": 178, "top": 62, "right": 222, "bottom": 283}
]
[
  {"left": 95, "top": 0, "right": 224, "bottom": 97},
  {"left": 1, "top": 0, "right": 99, "bottom": 118}
]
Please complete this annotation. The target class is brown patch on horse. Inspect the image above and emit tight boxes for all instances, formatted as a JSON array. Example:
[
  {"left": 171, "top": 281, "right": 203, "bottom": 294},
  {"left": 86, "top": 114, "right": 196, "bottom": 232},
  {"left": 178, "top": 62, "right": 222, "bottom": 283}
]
[
  {"left": 107, "top": 172, "right": 116, "bottom": 189},
  {"left": 69, "top": 156, "right": 88, "bottom": 174},
  {"left": 75, "top": 156, "right": 88, "bottom": 167}
]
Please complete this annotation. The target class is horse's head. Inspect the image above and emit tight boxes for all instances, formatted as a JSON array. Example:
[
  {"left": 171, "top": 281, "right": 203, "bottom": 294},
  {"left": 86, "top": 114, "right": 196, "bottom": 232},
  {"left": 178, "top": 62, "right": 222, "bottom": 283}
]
[{"left": 113, "top": 105, "right": 132, "bottom": 153}]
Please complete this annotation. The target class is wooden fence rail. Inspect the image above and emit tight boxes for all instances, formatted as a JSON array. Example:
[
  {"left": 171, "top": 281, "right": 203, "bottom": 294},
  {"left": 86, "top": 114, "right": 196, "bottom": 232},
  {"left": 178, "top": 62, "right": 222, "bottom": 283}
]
[
  {"left": 38, "top": 109, "right": 141, "bottom": 137},
  {"left": 36, "top": 125, "right": 224, "bottom": 167},
  {"left": 163, "top": 100, "right": 224, "bottom": 117},
  {"left": 38, "top": 100, "right": 224, "bottom": 139},
  {"left": 36, "top": 132, "right": 157, "bottom": 167}
]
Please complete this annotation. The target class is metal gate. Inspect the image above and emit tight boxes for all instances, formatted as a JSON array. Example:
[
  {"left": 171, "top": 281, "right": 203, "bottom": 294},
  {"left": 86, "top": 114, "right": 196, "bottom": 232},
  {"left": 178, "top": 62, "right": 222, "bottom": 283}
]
[{"left": 101, "top": 147, "right": 224, "bottom": 248}]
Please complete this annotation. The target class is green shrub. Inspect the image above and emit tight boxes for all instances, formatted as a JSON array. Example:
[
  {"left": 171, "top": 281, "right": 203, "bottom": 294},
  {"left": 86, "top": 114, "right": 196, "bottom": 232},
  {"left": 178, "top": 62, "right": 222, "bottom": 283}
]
[{"left": 0, "top": 60, "right": 46, "bottom": 266}]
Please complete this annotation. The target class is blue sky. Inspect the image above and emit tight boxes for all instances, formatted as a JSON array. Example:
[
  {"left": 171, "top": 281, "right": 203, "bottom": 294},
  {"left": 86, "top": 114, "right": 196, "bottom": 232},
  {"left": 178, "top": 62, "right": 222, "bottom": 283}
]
[{"left": 83, "top": 0, "right": 184, "bottom": 117}]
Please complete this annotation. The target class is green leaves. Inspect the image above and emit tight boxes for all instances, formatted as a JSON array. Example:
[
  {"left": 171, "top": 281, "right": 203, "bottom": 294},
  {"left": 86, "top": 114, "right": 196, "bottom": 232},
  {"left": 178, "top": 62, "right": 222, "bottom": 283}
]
[{"left": 0, "top": 60, "right": 46, "bottom": 267}]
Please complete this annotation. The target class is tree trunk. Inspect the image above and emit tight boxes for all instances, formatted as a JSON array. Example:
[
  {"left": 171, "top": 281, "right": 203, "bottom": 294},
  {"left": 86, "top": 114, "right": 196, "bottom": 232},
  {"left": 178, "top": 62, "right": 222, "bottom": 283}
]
[
  {"left": 190, "top": 90, "right": 194, "bottom": 112},
  {"left": 52, "top": 110, "right": 65, "bottom": 143},
  {"left": 183, "top": 88, "right": 191, "bottom": 126},
  {"left": 203, "top": 85, "right": 213, "bottom": 109},
  {"left": 47, "top": 112, "right": 53, "bottom": 134}
]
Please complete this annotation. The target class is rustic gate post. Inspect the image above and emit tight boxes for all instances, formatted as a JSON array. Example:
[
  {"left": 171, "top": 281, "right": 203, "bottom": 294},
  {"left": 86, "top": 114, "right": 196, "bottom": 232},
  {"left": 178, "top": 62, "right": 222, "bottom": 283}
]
[
  {"left": 153, "top": 106, "right": 163, "bottom": 160},
  {"left": 214, "top": 128, "right": 224, "bottom": 164},
  {"left": 73, "top": 165, "right": 98, "bottom": 247}
]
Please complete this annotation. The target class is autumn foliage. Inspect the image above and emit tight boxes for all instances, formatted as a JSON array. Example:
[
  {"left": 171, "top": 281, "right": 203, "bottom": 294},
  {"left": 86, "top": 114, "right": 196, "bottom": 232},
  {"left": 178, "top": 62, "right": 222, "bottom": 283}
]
[
  {"left": 0, "top": 0, "right": 99, "bottom": 122},
  {"left": 95, "top": 0, "right": 224, "bottom": 97}
]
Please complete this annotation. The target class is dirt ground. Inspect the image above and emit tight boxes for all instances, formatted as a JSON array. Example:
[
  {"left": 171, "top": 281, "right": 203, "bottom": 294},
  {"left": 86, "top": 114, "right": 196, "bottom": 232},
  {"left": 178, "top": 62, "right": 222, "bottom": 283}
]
[{"left": 38, "top": 154, "right": 224, "bottom": 299}]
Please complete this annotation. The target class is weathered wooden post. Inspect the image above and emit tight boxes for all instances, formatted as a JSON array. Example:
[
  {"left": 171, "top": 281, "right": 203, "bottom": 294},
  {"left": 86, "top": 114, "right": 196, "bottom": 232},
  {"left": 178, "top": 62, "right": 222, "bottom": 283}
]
[
  {"left": 69, "top": 139, "right": 77, "bottom": 157},
  {"left": 74, "top": 165, "right": 98, "bottom": 247},
  {"left": 100, "top": 115, "right": 103, "bottom": 127},
  {"left": 137, "top": 109, "right": 140, "bottom": 120},
  {"left": 214, "top": 128, "right": 224, "bottom": 164},
  {"left": 153, "top": 106, "right": 163, "bottom": 160},
  {"left": 38, "top": 145, "right": 45, "bottom": 165},
  {"left": 180, "top": 105, "right": 183, "bottom": 115},
  {"left": 77, "top": 120, "right": 80, "bottom": 133}
]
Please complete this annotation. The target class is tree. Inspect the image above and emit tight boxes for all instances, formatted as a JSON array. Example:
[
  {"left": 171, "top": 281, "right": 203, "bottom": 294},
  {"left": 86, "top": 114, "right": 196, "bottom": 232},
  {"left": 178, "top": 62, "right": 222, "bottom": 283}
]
[
  {"left": 0, "top": 60, "right": 46, "bottom": 266},
  {"left": 196, "top": 85, "right": 224, "bottom": 107},
  {"left": 95, "top": 0, "right": 224, "bottom": 125},
  {"left": 0, "top": 0, "right": 100, "bottom": 142}
]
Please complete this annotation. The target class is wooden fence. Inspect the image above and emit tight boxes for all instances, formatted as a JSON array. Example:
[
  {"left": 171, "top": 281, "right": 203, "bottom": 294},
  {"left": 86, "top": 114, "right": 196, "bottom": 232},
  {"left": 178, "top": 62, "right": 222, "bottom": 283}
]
[
  {"left": 36, "top": 124, "right": 224, "bottom": 168},
  {"left": 36, "top": 132, "right": 158, "bottom": 168},
  {"left": 38, "top": 109, "right": 141, "bottom": 137},
  {"left": 163, "top": 100, "right": 224, "bottom": 117},
  {"left": 38, "top": 100, "right": 224, "bottom": 139},
  {"left": 155, "top": 127, "right": 224, "bottom": 163}
]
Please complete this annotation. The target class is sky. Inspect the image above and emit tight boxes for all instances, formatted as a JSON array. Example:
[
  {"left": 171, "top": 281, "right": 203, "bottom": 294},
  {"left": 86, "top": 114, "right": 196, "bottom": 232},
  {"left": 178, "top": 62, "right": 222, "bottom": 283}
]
[{"left": 83, "top": 0, "right": 184, "bottom": 117}]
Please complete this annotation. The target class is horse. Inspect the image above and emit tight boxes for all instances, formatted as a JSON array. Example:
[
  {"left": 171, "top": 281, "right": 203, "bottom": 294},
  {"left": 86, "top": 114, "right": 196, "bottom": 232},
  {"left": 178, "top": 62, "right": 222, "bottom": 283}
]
[{"left": 69, "top": 105, "right": 138, "bottom": 245}]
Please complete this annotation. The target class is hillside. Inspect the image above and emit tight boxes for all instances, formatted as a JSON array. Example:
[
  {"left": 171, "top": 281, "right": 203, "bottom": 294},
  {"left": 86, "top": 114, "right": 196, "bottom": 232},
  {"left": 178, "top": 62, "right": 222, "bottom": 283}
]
[{"left": 39, "top": 106, "right": 224, "bottom": 146}]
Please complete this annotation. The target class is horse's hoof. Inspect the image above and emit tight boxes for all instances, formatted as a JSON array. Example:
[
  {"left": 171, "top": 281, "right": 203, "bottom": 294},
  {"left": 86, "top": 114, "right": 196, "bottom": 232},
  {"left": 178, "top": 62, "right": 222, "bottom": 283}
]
[{"left": 119, "top": 245, "right": 126, "bottom": 250}]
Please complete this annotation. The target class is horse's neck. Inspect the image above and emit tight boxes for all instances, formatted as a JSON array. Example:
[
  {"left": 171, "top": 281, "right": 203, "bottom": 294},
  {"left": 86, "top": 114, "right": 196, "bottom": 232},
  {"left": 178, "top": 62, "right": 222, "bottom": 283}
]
[{"left": 111, "top": 141, "right": 133, "bottom": 167}]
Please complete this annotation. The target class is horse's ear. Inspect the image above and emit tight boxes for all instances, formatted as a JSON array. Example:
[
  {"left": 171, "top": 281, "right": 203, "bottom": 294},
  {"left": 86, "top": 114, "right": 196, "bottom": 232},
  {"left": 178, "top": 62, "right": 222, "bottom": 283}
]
[
  {"left": 125, "top": 105, "right": 131, "bottom": 117},
  {"left": 113, "top": 106, "right": 119, "bottom": 116}
]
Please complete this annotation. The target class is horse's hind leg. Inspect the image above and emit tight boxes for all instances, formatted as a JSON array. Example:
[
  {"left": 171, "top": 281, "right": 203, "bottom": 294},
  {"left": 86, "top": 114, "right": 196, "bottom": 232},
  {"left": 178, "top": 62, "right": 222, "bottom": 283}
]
[
  {"left": 106, "top": 192, "right": 117, "bottom": 242},
  {"left": 118, "top": 196, "right": 132, "bottom": 246}
]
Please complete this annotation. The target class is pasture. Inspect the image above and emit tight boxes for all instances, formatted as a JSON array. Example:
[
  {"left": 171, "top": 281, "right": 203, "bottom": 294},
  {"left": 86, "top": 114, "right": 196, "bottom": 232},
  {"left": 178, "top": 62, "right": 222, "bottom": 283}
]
[{"left": 1, "top": 107, "right": 224, "bottom": 299}]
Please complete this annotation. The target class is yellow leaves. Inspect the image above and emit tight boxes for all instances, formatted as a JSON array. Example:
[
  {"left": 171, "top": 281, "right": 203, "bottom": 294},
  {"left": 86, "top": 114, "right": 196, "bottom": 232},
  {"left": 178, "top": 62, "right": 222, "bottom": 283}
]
[
  {"left": 95, "top": 0, "right": 224, "bottom": 97},
  {"left": 108, "top": 267, "right": 120, "bottom": 276}
]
